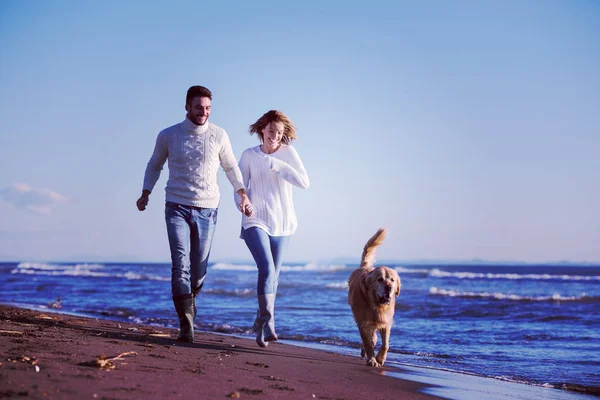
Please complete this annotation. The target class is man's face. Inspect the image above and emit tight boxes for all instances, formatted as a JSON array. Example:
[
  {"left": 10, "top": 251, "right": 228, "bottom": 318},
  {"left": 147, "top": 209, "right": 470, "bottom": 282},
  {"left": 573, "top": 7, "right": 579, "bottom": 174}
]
[{"left": 185, "top": 96, "right": 211, "bottom": 126}]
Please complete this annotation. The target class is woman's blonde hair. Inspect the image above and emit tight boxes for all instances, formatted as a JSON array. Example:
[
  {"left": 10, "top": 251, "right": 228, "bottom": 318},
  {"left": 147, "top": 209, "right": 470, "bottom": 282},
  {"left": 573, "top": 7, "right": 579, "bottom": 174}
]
[{"left": 249, "top": 110, "right": 297, "bottom": 144}]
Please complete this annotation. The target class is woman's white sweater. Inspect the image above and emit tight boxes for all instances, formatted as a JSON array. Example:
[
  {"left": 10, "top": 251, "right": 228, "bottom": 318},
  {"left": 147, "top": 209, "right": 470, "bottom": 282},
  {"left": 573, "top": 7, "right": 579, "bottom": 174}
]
[{"left": 236, "top": 145, "right": 309, "bottom": 237}]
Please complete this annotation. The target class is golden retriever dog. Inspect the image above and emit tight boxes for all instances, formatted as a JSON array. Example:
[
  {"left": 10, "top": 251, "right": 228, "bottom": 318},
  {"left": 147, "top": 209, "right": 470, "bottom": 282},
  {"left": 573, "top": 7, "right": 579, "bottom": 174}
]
[{"left": 348, "top": 228, "right": 401, "bottom": 367}]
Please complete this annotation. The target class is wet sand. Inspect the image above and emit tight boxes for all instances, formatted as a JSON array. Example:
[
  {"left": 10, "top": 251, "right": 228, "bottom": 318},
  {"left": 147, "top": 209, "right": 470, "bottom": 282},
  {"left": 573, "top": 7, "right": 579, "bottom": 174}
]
[{"left": 0, "top": 304, "right": 438, "bottom": 399}]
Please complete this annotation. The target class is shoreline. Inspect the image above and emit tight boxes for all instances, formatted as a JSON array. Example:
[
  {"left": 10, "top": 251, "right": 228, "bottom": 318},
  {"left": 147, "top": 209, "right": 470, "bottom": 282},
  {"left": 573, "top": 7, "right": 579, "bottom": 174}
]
[{"left": 1, "top": 304, "right": 597, "bottom": 399}]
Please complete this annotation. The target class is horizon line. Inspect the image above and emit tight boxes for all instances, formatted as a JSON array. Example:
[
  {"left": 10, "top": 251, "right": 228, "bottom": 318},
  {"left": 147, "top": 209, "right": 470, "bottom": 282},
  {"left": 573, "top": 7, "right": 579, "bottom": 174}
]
[{"left": 2, "top": 258, "right": 599, "bottom": 266}]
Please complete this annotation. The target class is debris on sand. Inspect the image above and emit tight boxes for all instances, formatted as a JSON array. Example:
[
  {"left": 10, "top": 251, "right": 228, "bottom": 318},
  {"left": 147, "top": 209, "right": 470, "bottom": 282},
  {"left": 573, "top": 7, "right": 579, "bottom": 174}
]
[
  {"left": 35, "top": 314, "right": 56, "bottom": 321},
  {"left": 0, "top": 330, "right": 23, "bottom": 336},
  {"left": 49, "top": 297, "right": 62, "bottom": 309},
  {"left": 148, "top": 333, "right": 171, "bottom": 338},
  {"left": 80, "top": 351, "right": 138, "bottom": 370},
  {"left": 240, "top": 388, "right": 264, "bottom": 395},
  {"left": 246, "top": 361, "right": 269, "bottom": 368}
]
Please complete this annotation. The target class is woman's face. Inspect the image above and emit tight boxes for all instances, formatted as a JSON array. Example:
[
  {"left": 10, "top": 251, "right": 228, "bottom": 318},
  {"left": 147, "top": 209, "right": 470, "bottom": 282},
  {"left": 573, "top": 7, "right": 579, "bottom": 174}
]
[{"left": 261, "top": 121, "right": 284, "bottom": 153}]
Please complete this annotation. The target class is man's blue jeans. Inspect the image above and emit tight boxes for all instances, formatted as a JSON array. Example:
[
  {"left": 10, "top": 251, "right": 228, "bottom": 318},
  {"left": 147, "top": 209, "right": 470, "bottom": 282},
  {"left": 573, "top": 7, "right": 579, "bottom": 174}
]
[
  {"left": 165, "top": 202, "right": 218, "bottom": 296},
  {"left": 242, "top": 227, "right": 290, "bottom": 295}
]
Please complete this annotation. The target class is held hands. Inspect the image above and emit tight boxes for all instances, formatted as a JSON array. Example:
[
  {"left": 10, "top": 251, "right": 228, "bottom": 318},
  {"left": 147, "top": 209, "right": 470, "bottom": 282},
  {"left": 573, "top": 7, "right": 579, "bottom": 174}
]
[
  {"left": 238, "top": 191, "right": 253, "bottom": 217},
  {"left": 243, "top": 203, "right": 253, "bottom": 217}
]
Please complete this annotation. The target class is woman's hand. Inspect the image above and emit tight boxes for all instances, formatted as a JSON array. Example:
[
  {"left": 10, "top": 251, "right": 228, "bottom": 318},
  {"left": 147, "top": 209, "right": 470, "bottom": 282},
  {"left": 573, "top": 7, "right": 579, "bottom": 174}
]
[{"left": 237, "top": 190, "right": 253, "bottom": 217}]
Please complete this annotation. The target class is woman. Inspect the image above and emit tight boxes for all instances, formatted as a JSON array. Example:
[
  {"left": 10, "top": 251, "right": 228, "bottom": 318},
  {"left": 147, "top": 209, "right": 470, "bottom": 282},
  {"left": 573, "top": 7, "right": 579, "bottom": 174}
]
[{"left": 236, "top": 110, "right": 309, "bottom": 347}]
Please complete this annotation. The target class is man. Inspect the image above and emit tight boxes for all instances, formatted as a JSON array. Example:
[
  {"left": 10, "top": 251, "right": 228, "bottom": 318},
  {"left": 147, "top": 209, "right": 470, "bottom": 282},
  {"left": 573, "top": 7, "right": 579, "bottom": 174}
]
[{"left": 137, "top": 85, "right": 252, "bottom": 343}]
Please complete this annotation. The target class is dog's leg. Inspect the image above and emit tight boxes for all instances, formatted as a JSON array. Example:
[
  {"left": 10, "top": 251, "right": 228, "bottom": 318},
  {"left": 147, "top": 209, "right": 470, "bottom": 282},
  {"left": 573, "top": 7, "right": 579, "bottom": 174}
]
[
  {"left": 360, "top": 332, "right": 376, "bottom": 359},
  {"left": 375, "top": 327, "right": 390, "bottom": 366},
  {"left": 360, "top": 327, "right": 380, "bottom": 367}
]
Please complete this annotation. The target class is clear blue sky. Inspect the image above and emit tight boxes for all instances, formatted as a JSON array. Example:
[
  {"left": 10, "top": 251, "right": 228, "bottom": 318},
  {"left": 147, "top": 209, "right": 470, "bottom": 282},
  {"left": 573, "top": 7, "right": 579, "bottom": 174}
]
[{"left": 1, "top": 0, "right": 598, "bottom": 264}]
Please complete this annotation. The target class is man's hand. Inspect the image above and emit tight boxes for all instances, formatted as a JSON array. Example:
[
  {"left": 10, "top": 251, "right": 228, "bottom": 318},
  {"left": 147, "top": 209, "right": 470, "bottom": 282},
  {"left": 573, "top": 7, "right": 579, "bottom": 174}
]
[
  {"left": 136, "top": 190, "right": 151, "bottom": 211},
  {"left": 242, "top": 202, "right": 253, "bottom": 217},
  {"left": 237, "top": 189, "right": 253, "bottom": 217}
]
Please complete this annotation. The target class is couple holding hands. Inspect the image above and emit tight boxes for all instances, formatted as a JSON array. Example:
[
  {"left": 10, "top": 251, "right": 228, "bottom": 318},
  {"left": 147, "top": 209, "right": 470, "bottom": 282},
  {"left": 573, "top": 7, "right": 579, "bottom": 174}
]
[{"left": 136, "top": 85, "right": 309, "bottom": 348}]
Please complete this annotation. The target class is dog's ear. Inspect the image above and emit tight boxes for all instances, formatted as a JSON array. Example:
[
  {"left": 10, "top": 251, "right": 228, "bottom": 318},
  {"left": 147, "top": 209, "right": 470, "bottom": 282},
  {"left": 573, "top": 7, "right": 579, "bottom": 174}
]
[{"left": 395, "top": 273, "right": 401, "bottom": 297}]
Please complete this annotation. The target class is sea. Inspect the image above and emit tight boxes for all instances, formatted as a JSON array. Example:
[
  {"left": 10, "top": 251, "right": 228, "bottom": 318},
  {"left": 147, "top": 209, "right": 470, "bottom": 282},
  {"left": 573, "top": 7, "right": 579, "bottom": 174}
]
[{"left": 2, "top": 261, "right": 599, "bottom": 398}]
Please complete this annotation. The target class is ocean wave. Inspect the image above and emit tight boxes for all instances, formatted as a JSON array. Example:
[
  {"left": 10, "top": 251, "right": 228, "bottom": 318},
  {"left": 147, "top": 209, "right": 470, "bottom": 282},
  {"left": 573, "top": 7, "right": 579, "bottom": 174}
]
[
  {"left": 282, "top": 263, "right": 349, "bottom": 272},
  {"left": 495, "top": 377, "right": 600, "bottom": 396},
  {"left": 121, "top": 272, "right": 169, "bottom": 281},
  {"left": 12, "top": 262, "right": 111, "bottom": 277},
  {"left": 15, "top": 262, "right": 105, "bottom": 271},
  {"left": 396, "top": 267, "right": 432, "bottom": 274},
  {"left": 128, "top": 316, "right": 171, "bottom": 328},
  {"left": 535, "top": 315, "right": 577, "bottom": 322},
  {"left": 203, "top": 288, "right": 254, "bottom": 297},
  {"left": 282, "top": 333, "right": 358, "bottom": 348},
  {"left": 319, "top": 339, "right": 352, "bottom": 346},
  {"left": 414, "top": 351, "right": 456, "bottom": 359},
  {"left": 396, "top": 266, "right": 600, "bottom": 281},
  {"left": 211, "top": 263, "right": 256, "bottom": 271},
  {"left": 11, "top": 262, "right": 168, "bottom": 281},
  {"left": 325, "top": 281, "right": 348, "bottom": 290},
  {"left": 191, "top": 322, "right": 252, "bottom": 335},
  {"left": 428, "top": 287, "right": 598, "bottom": 302},
  {"left": 82, "top": 307, "right": 137, "bottom": 318},
  {"left": 211, "top": 323, "right": 249, "bottom": 334},
  {"left": 211, "top": 262, "right": 349, "bottom": 272}
]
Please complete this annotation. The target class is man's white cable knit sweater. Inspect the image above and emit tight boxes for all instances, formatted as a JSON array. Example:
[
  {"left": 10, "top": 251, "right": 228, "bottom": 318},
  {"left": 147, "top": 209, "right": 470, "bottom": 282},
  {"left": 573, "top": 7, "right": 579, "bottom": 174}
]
[
  {"left": 236, "top": 145, "right": 309, "bottom": 236},
  {"left": 143, "top": 118, "right": 244, "bottom": 208}
]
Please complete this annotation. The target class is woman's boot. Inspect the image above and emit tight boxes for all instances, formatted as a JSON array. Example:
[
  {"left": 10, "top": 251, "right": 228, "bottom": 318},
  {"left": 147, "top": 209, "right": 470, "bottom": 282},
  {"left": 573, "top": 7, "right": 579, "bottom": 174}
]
[
  {"left": 255, "top": 294, "right": 278, "bottom": 347},
  {"left": 263, "top": 294, "right": 278, "bottom": 342},
  {"left": 253, "top": 308, "right": 267, "bottom": 348}
]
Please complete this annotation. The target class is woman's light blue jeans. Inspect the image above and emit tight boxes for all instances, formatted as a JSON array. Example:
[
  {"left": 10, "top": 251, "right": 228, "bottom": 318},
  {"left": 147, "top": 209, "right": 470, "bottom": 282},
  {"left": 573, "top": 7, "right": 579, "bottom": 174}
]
[
  {"left": 165, "top": 202, "right": 218, "bottom": 296},
  {"left": 242, "top": 227, "right": 290, "bottom": 295}
]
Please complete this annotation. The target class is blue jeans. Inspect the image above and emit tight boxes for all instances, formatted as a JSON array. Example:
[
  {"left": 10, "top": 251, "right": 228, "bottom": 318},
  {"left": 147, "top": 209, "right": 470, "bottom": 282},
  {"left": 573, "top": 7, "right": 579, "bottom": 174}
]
[
  {"left": 242, "top": 227, "right": 290, "bottom": 295},
  {"left": 165, "top": 202, "right": 218, "bottom": 296}
]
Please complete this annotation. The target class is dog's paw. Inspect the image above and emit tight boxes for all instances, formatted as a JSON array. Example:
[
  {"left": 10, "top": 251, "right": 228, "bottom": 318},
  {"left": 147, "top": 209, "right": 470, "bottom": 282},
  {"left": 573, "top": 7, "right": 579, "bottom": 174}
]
[
  {"left": 375, "top": 356, "right": 386, "bottom": 366},
  {"left": 365, "top": 358, "right": 381, "bottom": 367}
]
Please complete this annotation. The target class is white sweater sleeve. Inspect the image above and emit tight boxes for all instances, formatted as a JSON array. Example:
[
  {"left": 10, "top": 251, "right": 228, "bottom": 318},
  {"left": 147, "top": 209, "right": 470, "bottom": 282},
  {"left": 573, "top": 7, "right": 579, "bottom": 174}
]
[
  {"left": 142, "top": 131, "right": 168, "bottom": 193},
  {"left": 219, "top": 130, "right": 245, "bottom": 193},
  {"left": 268, "top": 146, "right": 310, "bottom": 189},
  {"left": 234, "top": 150, "right": 251, "bottom": 211}
]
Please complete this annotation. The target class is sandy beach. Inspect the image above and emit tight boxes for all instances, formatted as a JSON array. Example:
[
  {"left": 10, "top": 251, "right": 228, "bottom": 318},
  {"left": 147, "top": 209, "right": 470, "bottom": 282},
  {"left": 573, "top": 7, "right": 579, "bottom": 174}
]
[{"left": 0, "top": 304, "right": 438, "bottom": 399}]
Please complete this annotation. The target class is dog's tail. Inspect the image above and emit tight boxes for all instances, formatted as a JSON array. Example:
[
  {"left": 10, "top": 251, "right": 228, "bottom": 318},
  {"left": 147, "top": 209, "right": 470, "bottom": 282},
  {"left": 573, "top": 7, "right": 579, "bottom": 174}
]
[{"left": 360, "top": 228, "right": 387, "bottom": 269}]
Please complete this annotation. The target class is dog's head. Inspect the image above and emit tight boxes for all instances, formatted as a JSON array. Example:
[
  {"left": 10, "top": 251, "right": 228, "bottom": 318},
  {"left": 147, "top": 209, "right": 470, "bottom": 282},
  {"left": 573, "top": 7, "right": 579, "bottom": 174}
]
[{"left": 365, "top": 266, "right": 401, "bottom": 306}]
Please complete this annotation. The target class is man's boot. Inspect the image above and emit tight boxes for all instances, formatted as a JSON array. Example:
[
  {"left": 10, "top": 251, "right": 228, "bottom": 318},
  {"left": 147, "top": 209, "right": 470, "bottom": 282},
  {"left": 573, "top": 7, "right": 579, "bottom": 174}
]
[
  {"left": 172, "top": 294, "right": 194, "bottom": 343},
  {"left": 191, "top": 283, "right": 203, "bottom": 320}
]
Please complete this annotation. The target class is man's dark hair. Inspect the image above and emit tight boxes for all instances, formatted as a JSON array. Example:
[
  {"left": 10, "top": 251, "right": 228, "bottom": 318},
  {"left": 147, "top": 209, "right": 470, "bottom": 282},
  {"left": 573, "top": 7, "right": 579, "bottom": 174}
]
[{"left": 186, "top": 86, "right": 212, "bottom": 105}]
